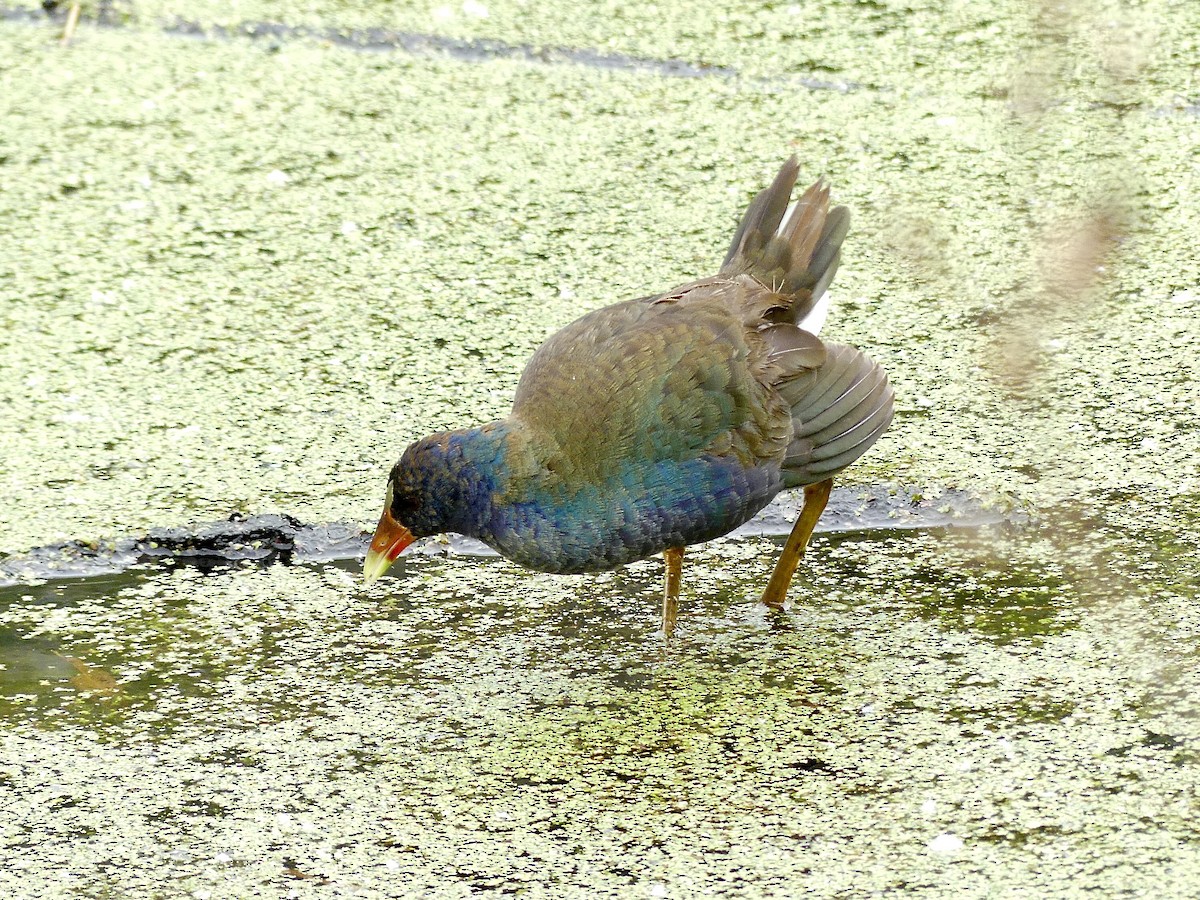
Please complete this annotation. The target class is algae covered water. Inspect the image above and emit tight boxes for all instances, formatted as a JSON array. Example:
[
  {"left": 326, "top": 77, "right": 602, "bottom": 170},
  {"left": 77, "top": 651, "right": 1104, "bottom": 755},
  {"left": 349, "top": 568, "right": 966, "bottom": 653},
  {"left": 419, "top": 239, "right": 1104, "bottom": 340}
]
[
  {"left": 3, "top": 514, "right": 1199, "bottom": 896},
  {"left": 3, "top": 0, "right": 1200, "bottom": 895}
]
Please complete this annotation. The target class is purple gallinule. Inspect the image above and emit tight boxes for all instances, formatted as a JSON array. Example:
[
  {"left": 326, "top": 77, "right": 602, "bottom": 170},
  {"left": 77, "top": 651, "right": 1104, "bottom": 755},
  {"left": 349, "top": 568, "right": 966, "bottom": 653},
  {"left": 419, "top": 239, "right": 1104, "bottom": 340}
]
[{"left": 364, "top": 157, "right": 893, "bottom": 634}]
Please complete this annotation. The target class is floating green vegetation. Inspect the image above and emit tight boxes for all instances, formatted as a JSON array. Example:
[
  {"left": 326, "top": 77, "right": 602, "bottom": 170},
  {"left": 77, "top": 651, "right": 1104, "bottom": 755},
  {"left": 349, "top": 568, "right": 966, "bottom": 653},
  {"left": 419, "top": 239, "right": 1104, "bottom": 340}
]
[{"left": 2, "top": 2, "right": 1199, "bottom": 894}]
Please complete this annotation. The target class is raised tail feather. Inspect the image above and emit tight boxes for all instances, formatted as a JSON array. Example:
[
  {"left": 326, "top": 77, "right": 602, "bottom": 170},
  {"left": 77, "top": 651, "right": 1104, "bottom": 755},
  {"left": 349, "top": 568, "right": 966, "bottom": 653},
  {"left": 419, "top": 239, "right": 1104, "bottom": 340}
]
[
  {"left": 720, "top": 156, "right": 850, "bottom": 326},
  {"left": 778, "top": 343, "right": 894, "bottom": 489},
  {"left": 725, "top": 158, "right": 891, "bottom": 486}
]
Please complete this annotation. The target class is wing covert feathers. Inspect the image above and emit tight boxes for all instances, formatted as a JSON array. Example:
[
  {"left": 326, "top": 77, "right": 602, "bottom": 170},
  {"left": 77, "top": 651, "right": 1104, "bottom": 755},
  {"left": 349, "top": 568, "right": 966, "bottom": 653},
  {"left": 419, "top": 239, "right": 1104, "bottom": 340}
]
[{"left": 779, "top": 343, "right": 894, "bottom": 488}]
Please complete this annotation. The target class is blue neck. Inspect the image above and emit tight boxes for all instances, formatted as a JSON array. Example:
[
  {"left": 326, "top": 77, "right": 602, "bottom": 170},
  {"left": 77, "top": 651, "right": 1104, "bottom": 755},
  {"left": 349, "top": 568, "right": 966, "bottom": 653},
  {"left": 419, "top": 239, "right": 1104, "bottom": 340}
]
[{"left": 399, "top": 422, "right": 512, "bottom": 539}]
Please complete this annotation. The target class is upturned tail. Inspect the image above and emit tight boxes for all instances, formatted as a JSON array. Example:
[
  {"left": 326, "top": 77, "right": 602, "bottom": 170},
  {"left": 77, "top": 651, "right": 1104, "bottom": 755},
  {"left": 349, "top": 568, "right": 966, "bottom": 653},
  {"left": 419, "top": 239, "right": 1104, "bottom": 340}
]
[
  {"left": 722, "top": 157, "right": 891, "bottom": 488},
  {"left": 720, "top": 156, "right": 849, "bottom": 329}
]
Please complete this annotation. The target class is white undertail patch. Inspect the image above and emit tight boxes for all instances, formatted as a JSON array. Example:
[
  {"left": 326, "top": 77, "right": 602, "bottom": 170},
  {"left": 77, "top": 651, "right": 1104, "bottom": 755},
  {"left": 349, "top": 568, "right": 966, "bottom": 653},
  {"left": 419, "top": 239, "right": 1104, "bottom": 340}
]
[{"left": 797, "top": 289, "right": 832, "bottom": 336}]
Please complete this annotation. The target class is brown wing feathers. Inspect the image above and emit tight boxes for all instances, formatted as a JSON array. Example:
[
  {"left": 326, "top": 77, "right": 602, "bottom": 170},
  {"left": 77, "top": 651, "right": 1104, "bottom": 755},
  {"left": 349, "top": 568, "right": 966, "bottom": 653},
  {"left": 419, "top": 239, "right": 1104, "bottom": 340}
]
[{"left": 779, "top": 343, "right": 894, "bottom": 487}]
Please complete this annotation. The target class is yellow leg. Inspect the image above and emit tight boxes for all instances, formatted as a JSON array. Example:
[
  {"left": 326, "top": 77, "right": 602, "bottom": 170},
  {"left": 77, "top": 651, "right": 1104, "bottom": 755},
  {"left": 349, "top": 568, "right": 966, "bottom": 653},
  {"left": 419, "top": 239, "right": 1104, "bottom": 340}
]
[
  {"left": 660, "top": 546, "right": 684, "bottom": 636},
  {"left": 760, "top": 478, "right": 833, "bottom": 609}
]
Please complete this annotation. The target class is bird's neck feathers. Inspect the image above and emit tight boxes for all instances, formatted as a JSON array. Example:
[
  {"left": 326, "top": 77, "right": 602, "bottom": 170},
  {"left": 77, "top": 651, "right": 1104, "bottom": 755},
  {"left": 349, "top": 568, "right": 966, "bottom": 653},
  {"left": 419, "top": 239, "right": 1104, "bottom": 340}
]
[{"left": 399, "top": 422, "right": 515, "bottom": 538}]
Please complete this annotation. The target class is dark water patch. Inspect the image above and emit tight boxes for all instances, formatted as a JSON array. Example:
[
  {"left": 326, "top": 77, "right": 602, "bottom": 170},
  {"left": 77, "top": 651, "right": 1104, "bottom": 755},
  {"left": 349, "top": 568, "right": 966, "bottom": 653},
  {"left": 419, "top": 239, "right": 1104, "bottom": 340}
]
[
  {"left": 0, "top": 485, "right": 1014, "bottom": 586},
  {"left": 731, "top": 484, "right": 1018, "bottom": 539},
  {"left": 0, "top": 514, "right": 363, "bottom": 586},
  {"left": 166, "top": 16, "right": 747, "bottom": 81},
  {"left": 1, "top": 4, "right": 851, "bottom": 90}
]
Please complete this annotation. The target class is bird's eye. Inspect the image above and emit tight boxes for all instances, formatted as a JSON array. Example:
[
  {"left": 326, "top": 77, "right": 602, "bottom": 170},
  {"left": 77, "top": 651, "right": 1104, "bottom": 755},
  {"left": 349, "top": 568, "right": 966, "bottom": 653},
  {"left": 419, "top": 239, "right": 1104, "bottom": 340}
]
[{"left": 389, "top": 483, "right": 420, "bottom": 523}]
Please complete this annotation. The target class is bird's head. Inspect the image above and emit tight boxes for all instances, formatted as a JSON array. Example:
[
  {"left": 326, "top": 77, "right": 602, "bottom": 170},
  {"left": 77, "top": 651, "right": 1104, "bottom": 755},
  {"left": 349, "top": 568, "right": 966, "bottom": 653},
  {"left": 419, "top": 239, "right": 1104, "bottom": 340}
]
[{"left": 362, "top": 432, "right": 488, "bottom": 584}]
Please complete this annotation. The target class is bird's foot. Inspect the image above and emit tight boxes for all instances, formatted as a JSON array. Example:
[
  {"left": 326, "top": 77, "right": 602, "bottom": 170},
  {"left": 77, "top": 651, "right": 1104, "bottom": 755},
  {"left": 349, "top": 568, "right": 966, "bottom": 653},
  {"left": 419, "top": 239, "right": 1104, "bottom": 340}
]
[{"left": 657, "top": 594, "right": 679, "bottom": 639}]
